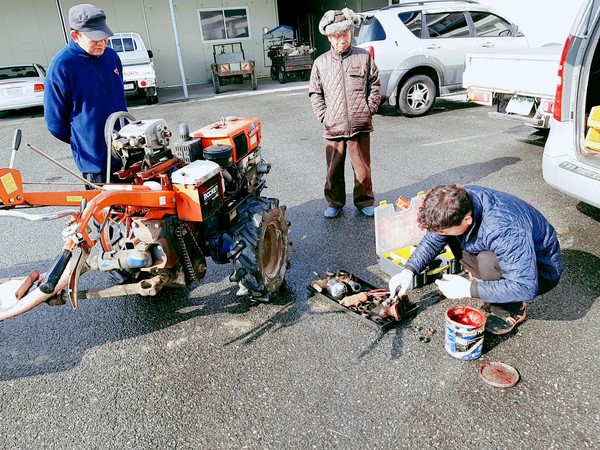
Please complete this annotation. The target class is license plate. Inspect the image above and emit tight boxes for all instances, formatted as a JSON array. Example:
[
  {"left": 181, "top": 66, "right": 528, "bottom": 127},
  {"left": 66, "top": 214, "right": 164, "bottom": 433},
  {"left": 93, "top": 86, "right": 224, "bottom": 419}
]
[
  {"left": 506, "top": 97, "right": 534, "bottom": 115},
  {"left": 6, "top": 87, "right": 23, "bottom": 95},
  {"left": 124, "top": 83, "right": 135, "bottom": 90}
]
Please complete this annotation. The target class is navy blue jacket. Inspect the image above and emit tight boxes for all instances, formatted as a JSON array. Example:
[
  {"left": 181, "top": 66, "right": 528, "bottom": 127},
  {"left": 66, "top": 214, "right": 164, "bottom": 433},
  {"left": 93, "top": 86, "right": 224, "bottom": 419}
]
[
  {"left": 44, "top": 39, "right": 127, "bottom": 174},
  {"left": 405, "top": 186, "right": 563, "bottom": 303}
]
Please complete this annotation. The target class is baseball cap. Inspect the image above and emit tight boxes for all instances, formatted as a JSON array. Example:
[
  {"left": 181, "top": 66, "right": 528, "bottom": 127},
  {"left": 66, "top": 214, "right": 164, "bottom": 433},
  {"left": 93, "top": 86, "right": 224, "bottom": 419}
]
[{"left": 68, "top": 4, "right": 113, "bottom": 40}]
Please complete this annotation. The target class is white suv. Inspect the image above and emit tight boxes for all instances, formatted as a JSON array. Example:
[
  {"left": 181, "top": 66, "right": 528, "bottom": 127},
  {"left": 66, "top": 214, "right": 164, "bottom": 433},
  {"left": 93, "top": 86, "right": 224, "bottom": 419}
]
[
  {"left": 355, "top": 0, "right": 528, "bottom": 116},
  {"left": 543, "top": 0, "right": 600, "bottom": 209}
]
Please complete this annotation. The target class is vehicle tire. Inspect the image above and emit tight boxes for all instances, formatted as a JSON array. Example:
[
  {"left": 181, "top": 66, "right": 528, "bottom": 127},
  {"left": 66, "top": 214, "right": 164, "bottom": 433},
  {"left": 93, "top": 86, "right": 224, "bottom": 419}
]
[
  {"left": 278, "top": 70, "right": 287, "bottom": 84},
  {"left": 146, "top": 95, "right": 158, "bottom": 105},
  {"left": 212, "top": 72, "right": 221, "bottom": 94},
  {"left": 230, "top": 197, "right": 290, "bottom": 298},
  {"left": 250, "top": 71, "right": 258, "bottom": 90},
  {"left": 300, "top": 70, "right": 310, "bottom": 81},
  {"left": 397, "top": 74, "right": 436, "bottom": 117},
  {"left": 270, "top": 67, "right": 278, "bottom": 80}
]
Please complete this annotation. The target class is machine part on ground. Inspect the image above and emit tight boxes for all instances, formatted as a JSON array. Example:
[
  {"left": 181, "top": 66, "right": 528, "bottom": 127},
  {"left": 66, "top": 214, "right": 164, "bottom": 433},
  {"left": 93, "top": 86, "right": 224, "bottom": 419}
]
[
  {"left": 339, "top": 292, "right": 368, "bottom": 308},
  {"left": 308, "top": 271, "right": 419, "bottom": 332},
  {"left": 0, "top": 114, "right": 290, "bottom": 322},
  {"left": 378, "top": 295, "right": 417, "bottom": 322}
]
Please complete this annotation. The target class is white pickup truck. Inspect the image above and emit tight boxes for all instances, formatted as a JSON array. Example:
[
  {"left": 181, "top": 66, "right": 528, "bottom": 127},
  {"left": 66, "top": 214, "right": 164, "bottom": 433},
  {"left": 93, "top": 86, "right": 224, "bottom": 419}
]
[
  {"left": 107, "top": 32, "right": 158, "bottom": 105},
  {"left": 462, "top": 46, "right": 562, "bottom": 129}
]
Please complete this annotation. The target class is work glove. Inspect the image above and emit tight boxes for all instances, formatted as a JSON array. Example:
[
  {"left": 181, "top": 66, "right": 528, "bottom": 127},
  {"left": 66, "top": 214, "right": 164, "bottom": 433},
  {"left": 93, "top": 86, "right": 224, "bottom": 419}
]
[
  {"left": 389, "top": 269, "right": 414, "bottom": 297},
  {"left": 434, "top": 274, "right": 472, "bottom": 299}
]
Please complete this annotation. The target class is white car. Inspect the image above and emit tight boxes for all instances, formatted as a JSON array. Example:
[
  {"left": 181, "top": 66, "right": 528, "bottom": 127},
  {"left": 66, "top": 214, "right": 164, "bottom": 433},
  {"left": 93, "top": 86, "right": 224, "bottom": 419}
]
[
  {"left": 0, "top": 64, "right": 46, "bottom": 113},
  {"left": 355, "top": 1, "right": 528, "bottom": 116},
  {"left": 543, "top": 0, "right": 600, "bottom": 209}
]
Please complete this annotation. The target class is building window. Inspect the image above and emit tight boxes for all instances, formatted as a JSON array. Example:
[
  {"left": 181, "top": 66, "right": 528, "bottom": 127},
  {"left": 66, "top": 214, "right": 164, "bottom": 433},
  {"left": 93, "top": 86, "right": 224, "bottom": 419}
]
[{"left": 199, "top": 8, "right": 250, "bottom": 42}]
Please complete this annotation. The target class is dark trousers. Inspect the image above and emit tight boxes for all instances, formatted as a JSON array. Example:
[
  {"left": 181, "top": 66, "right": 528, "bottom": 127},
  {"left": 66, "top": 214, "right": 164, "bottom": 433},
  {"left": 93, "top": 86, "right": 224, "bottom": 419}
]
[
  {"left": 324, "top": 132, "right": 374, "bottom": 209},
  {"left": 460, "top": 250, "right": 559, "bottom": 317},
  {"left": 83, "top": 172, "right": 107, "bottom": 190}
]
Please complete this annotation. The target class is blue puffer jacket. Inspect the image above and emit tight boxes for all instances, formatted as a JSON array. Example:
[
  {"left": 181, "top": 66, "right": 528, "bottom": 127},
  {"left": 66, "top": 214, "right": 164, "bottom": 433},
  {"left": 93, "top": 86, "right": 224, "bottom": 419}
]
[
  {"left": 405, "top": 186, "right": 563, "bottom": 303},
  {"left": 44, "top": 39, "right": 127, "bottom": 174}
]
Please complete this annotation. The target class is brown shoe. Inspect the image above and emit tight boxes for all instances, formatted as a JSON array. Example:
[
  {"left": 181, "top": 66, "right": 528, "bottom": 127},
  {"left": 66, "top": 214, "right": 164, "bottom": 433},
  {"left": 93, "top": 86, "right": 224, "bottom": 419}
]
[{"left": 485, "top": 303, "right": 527, "bottom": 335}]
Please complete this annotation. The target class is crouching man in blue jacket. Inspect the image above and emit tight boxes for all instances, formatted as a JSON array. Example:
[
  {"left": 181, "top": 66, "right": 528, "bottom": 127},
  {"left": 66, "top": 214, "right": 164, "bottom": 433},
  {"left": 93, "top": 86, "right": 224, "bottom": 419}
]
[{"left": 389, "top": 184, "right": 563, "bottom": 335}]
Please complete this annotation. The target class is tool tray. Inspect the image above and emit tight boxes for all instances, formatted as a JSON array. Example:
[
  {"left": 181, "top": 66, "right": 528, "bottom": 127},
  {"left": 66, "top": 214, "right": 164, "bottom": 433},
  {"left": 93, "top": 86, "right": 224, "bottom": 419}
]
[
  {"left": 307, "top": 272, "right": 418, "bottom": 332},
  {"left": 374, "top": 195, "right": 462, "bottom": 283}
]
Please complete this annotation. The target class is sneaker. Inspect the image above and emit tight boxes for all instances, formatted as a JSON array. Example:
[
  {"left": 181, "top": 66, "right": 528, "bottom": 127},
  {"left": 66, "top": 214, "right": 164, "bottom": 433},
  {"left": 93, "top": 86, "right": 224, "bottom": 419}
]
[
  {"left": 360, "top": 205, "right": 375, "bottom": 217},
  {"left": 485, "top": 303, "right": 527, "bottom": 335},
  {"left": 324, "top": 207, "right": 342, "bottom": 218}
]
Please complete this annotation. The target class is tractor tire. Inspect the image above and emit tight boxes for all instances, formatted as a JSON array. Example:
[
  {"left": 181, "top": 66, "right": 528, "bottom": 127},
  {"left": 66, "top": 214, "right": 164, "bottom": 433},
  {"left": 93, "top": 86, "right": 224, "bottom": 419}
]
[
  {"left": 300, "top": 70, "right": 310, "bottom": 81},
  {"left": 212, "top": 72, "right": 221, "bottom": 94},
  {"left": 230, "top": 197, "right": 290, "bottom": 298},
  {"left": 397, "top": 74, "right": 436, "bottom": 117}
]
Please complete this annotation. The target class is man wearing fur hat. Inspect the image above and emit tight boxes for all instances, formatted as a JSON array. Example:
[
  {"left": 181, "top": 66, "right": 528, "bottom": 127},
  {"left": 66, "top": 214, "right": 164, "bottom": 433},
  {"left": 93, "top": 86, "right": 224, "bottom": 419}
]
[{"left": 309, "top": 8, "right": 381, "bottom": 218}]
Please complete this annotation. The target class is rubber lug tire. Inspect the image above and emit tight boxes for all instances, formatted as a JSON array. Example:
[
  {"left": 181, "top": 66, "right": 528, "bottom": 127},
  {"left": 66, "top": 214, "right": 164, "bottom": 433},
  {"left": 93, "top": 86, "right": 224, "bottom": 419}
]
[{"left": 230, "top": 197, "right": 290, "bottom": 298}]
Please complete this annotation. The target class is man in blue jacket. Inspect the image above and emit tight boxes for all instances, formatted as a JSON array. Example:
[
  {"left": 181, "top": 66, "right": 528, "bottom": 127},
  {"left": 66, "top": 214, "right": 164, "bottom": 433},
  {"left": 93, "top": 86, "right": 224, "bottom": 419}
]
[
  {"left": 44, "top": 3, "right": 127, "bottom": 187},
  {"left": 389, "top": 184, "right": 563, "bottom": 335}
]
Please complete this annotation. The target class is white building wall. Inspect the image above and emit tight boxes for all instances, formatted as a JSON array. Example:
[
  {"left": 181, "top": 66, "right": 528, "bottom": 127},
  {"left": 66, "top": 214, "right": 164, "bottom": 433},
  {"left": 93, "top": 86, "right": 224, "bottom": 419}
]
[{"left": 0, "top": 0, "right": 278, "bottom": 88}]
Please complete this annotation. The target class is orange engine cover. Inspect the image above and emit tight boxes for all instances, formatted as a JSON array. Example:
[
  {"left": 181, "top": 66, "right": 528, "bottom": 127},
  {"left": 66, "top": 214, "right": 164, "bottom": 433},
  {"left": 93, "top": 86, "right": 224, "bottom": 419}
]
[{"left": 190, "top": 116, "right": 261, "bottom": 163}]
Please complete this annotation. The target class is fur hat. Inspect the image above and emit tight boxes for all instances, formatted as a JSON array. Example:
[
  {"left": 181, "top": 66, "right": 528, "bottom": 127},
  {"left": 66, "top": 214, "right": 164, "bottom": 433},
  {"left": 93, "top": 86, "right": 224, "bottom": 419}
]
[{"left": 318, "top": 8, "right": 362, "bottom": 36}]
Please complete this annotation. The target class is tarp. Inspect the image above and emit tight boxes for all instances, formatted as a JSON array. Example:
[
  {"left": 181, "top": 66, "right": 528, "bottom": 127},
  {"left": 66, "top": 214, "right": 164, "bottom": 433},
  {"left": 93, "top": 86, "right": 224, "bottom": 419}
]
[{"left": 262, "top": 25, "right": 294, "bottom": 42}]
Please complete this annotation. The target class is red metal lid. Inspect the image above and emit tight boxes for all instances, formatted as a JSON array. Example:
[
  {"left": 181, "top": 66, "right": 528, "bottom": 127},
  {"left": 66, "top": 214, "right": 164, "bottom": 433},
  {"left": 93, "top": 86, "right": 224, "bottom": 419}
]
[{"left": 479, "top": 361, "right": 520, "bottom": 388}]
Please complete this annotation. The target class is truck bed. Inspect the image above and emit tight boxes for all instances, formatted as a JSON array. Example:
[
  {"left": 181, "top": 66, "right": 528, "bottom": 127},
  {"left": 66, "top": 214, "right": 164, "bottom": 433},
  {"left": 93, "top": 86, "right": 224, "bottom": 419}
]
[{"left": 463, "top": 46, "right": 562, "bottom": 98}]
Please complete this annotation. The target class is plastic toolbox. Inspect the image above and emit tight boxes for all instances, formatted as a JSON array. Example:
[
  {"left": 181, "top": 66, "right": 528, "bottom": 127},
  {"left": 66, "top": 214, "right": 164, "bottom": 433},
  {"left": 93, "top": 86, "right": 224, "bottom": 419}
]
[
  {"left": 307, "top": 271, "right": 418, "bottom": 332},
  {"left": 374, "top": 194, "right": 461, "bottom": 287}
]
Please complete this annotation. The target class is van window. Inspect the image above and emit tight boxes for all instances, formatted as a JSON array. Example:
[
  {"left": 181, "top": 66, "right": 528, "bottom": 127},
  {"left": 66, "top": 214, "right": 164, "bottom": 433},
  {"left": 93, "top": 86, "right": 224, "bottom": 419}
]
[
  {"left": 470, "top": 12, "right": 513, "bottom": 37},
  {"left": 108, "top": 37, "right": 138, "bottom": 53},
  {"left": 424, "top": 12, "right": 471, "bottom": 38}
]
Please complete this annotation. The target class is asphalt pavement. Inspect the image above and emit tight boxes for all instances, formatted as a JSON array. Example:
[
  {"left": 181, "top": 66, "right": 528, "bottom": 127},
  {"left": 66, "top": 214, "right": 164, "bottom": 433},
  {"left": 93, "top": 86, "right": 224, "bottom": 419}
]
[{"left": 0, "top": 79, "right": 598, "bottom": 450}]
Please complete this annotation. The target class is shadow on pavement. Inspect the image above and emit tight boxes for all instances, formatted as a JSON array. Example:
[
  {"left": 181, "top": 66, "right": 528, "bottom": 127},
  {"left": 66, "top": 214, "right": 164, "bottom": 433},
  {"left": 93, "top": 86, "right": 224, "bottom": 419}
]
[
  {"left": 576, "top": 202, "right": 600, "bottom": 222},
  {"left": 377, "top": 97, "right": 479, "bottom": 118}
]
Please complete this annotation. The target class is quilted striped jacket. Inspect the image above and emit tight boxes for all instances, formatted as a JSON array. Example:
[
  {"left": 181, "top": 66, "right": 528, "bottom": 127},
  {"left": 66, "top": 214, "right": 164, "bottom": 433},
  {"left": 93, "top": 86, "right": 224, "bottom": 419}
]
[
  {"left": 309, "top": 46, "right": 380, "bottom": 138},
  {"left": 405, "top": 186, "right": 564, "bottom": 303}
]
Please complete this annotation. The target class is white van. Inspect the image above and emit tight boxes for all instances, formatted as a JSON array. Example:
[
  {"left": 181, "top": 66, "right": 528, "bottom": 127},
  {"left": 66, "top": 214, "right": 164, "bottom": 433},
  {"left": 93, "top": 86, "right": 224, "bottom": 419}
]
[
  {"left": 107, "top": 32, "right": 158, "bottom": 105},
  {"left": 542, "top": 0, "right": 600, "bottom": 208}
]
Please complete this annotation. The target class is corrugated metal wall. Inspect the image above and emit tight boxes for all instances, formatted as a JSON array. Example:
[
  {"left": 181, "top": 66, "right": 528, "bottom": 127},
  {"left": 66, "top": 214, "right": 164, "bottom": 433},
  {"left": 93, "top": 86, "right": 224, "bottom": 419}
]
[{"left": 0, "top": 0, "right": 279, "bottom": 88}]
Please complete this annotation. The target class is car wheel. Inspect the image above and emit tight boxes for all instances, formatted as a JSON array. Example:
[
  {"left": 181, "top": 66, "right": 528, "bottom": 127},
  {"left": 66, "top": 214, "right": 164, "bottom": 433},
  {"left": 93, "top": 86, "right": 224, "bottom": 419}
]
[{"left": 398, "top": 74, "right": 436, "bottom": 117}]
